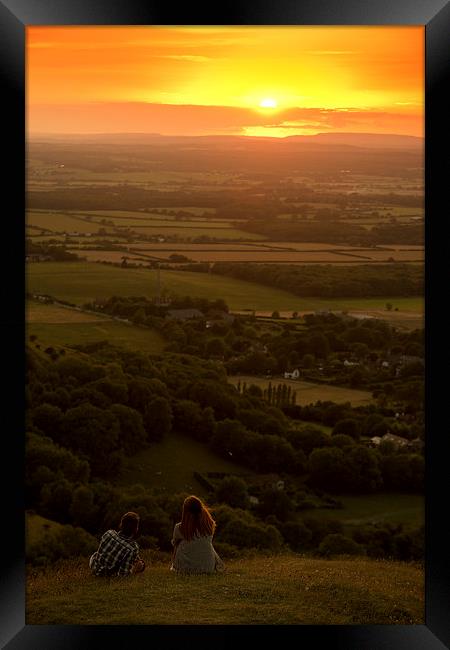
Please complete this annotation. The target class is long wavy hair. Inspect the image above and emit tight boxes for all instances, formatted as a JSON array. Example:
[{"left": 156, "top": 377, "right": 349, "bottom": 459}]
[{"left": 179, "top": 495, "right": 216, "bottom": 541}]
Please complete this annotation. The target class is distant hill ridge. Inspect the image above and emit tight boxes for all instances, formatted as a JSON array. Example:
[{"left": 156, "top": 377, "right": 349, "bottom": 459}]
[{"left": 29, "top": 131, "right": 423, "bottom": 151}]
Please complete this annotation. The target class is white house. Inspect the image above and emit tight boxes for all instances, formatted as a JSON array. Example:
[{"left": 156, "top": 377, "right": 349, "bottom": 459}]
[{"left": 370, "top": 433, "right": 410, "bottom": 449}]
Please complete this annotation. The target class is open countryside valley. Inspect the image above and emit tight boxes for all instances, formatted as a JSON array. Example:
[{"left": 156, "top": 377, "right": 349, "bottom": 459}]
[{"left": 26, "top": 134, "right": 425, "bottom": 624}]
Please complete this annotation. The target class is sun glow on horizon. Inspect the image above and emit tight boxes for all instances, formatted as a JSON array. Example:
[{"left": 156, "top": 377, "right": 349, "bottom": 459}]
[
  {"left": 259, "top": 98, "right": 278, "bottom": 108},
  {"left": 27, "top": 26, "right": 424, "bottom": 137}
]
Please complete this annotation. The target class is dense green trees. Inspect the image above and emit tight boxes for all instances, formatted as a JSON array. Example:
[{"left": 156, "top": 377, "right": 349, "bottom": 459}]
[
  {"left": 69, "top": 485, "right": 99, "bottom": 530},
  {"left": 347, "top": 446, "right": 383, "bottom": 492},
  {"left": 56, "top": 356, "right": 106, "bottom": 385},
  {"left": 332, "top": 418, "right": 360, "bottom": 441},
  {"left": 237, "top": 408, "right": 285, "bottom": 437},
  {"left": 353, "top": 523, "right": 424, "bottom": 561},
  {"left": 215, "top": 476, "right": 249, "bottom": 509},
  {"left": 26, "top": 432, "right": 90, "bottom": 485},
  {"left": 213, "top": 506, "right": 283, "bottom": 551},
  {"left": 257, "top": 488, "right": 294, "bottom": 522},
  {"left": 287, "top": 425, "right": 331, "bottom": 456},
  {"left": 212, "top": 263, "right": 423, "bottom": 298},
  {"left": 27, "top": 523, "right": 97, "bottom": 566},
  {"left": 110, "top": 404, "right": 147, "bottom": 455},
  {"left": 210, "top": 419, "right": 299, "bottom": 474},
  {"left": 380, "top": 454, "right": 424, "bottom": 492},
  {"left": 187, "top": 380, "right": 237, "bottom": 420},
  {"left": 308, "top": 447, "right": 351, "bottom": 492},
  {"left": 308, "top": 445, "right": 382, "bottom": 494},
  {"left": 278, "top": 520, "right": 313, "bottom": 551},
  {"left": 318, "top": 533, "right": 364, "bottom": 557},
  {"left": 205, "top": 337, "right": 227, "bottom": 358},
  {"left": 62, "top": 404, "right": 122, "bottom": 477},
  {"left": 26, "top": 239, "right": 81, "bottom": 262},
  {"left": 31, "top": 404, "right": 64, "bottom": 438},
  {"left": 238, "top": 220, "right": 423, "bottom": 246},
  {"left": 143, "top": 397, "right": 173, "bottom": 441},
  {"left": 172, "top": 400, "right": 216, "bottom": 443}
]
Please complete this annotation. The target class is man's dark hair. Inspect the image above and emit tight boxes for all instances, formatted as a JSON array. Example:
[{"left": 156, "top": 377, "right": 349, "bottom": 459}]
[{"left": 119, "top": 511, "right": 140, "bottom": 538}]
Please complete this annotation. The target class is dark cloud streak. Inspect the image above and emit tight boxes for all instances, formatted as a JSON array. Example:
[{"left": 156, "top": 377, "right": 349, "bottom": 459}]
[{"left": 29, "top": 101, "right": 422, "bottom": 136}]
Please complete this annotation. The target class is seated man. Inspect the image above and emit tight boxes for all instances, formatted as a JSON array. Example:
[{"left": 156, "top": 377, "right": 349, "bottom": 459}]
[{"left": 89, "top": 511, "right": 145, "bottom": 577}]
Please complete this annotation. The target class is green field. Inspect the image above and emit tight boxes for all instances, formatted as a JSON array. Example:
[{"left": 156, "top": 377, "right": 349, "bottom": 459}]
[
  {"left": 27, "top": 211, "right": 102, "bottom": 234},
  {"left": 26, "top": 554, "right": 424, "bottom": 625},
  {"left": 111, "top": 226, "right": 263, "bottom": 239},
  {"left": 307, "top": 493, "right": 424, "bottom": 530},
  {"left": 74, "top": 210, "right": 225, "bottom": 222},
  {"left": 27, "top": 234, "right": 69, "bottom": 242},
  {"left": 84, "top": 216, "right": 235, "bottom": 229},
  {"left": 26, "top": 262, "right": 315, "bottom": 310},
  {"left": 228, "top": 375, "right": 374, "bottom": 407},
  {"left": 27, "top": 210, "right": 257, "bottom": 240},
  {"left": 27, "top": 320, "right": 166, "bottom": 355},
  {"left": 379, "top": 206, "right": 424, "bottom": 216},
  {"left": 146, "top": 206, "right": 218, "bottom": 215},
  {"left": 27, "top": 262, "right": 424, "bottom": 314},
  {"left": 118, "top": 432, "right": 253, "bottom": 494}
]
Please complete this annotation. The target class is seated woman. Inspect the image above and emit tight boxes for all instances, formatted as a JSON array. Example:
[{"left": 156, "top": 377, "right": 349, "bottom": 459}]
[{"left": 171, "top": 495, "right": 224, "bottom": 574}]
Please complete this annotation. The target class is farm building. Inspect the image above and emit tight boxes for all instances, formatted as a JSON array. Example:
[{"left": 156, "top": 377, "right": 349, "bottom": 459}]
[{"left": 370, "top": 433, "right": 411, "bottom": 449}]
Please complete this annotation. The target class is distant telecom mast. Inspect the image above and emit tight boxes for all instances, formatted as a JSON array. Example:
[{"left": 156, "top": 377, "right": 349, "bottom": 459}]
[{"left": 156, "top": 262, "right": 161, "bottom": 307}]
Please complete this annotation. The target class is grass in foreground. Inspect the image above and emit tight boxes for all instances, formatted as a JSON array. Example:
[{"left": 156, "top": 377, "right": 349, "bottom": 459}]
[{"left": 26, "top": 554, "right": 424, "bottom": 625}]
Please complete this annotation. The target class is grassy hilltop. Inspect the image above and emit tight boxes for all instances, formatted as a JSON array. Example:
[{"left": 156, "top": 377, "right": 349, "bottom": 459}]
[{"left": 27, "top": 553, "right": 424, "bottom": 625}]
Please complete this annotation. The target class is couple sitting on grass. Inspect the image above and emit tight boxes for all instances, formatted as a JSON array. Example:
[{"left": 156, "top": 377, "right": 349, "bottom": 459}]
[{"left": 89, "top": 495, "right": 224, "bottom": 577}]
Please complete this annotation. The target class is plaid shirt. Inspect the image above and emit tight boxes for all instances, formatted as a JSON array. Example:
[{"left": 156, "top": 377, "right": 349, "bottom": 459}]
[{"left": 90, "top": 529, "right": 139, "bottom": 577}]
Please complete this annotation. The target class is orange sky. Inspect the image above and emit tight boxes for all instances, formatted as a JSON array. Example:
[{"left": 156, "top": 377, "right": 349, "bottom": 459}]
[{"left": 27, "top": 26, "right": 424, "bottom": 137}]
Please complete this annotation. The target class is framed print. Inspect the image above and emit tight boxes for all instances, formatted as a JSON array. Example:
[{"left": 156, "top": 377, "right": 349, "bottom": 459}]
[{"left": 1, "top": 0, "right": 449, "bottom": 647}]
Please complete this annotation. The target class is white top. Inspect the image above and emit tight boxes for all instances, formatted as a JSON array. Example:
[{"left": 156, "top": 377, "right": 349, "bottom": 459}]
[{"left": 171, "top": 522, "right": 224, "bottom": 574}]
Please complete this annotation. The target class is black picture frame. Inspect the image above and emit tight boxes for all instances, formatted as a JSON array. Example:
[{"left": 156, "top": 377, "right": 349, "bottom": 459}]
[{"left": 2, "top": 0, "right": 449, "bottom": 647}]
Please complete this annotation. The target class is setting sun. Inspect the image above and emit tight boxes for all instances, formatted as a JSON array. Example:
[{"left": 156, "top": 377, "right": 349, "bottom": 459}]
[
  {"left": 27, "top": 26, "right": 424, "bottom": 137},
  {"left": 259, "top": 98, "right": 278, "bottom": 109}
]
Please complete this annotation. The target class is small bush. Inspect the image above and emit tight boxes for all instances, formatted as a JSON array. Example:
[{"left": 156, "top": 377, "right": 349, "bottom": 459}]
[
  {"left": 27, "top": 524, "right": 97, "bottom": 565},
  {"left": 279, "top": 520, "right": 313, "bottom": 551},
  {"left": 213, "top": 542, "right": 240, "bottom": 559},
  {"left": 317, "top": 533, "right": 365, "bottom": 557},
  {"left": 215, "top": 476, "right": 249, "bottom": 509}
]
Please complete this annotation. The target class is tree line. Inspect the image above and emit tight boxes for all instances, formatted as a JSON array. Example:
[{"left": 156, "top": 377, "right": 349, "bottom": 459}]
[{"left": 211, "top": 263, "right": 423, "bottom": 298}]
